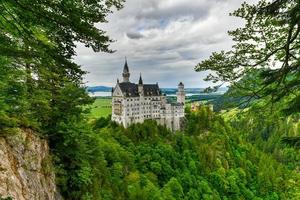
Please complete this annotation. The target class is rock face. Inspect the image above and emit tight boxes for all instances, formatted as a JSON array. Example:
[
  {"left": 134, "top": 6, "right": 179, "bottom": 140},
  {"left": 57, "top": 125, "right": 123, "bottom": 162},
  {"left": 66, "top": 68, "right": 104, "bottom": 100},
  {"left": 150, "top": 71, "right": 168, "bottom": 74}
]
[{"left": 0, "top": 129, "right": 61, "bottom": 200}]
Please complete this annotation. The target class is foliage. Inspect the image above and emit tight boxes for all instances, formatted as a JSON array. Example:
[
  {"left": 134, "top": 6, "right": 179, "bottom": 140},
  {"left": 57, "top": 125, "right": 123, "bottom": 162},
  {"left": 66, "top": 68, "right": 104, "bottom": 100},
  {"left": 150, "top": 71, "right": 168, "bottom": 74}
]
[
  {"left": 0, "top": 0, "right": 125, "bottom": 131},
  {"left": 195, "top": 0, "right": 300, "bottom": 111},
  {"left": 0, "top": 0, "right": 124, "bottom": 199},
  {"left": 0, "top": 196, "right": 13, "bottom": 200},
  {"left": 68, "top": 106, "right": 299, "bottom": 199},
  {"left": 0, "top": 0, "right": 124, "bottom": 60},
  {"left": 0, "top": 56, "right": 27, "bottom": 131},
  {"left": 226, "top": 102, "right": 300, "bottom": 171}
]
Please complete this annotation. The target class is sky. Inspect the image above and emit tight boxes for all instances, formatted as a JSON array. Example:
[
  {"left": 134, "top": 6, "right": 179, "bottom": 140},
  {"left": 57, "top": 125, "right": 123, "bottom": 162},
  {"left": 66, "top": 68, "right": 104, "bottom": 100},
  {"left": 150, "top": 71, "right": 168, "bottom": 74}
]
[{"left": 75, "top": 0, "right": 258, "bottom": 88}]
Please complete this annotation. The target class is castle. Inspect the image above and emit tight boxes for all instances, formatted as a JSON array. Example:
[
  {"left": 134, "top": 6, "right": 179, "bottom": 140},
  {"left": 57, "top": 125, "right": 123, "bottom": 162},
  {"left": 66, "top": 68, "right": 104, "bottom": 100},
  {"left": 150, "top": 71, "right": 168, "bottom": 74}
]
[{"left": 111, "top": 59, "right": 186, "bottom": 131}]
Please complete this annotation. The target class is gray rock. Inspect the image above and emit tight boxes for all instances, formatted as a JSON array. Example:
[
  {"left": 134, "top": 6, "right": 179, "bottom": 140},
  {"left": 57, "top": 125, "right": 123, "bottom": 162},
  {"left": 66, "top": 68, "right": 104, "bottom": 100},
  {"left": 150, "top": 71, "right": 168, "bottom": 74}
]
[{"left": 0, "top": 129, "right": 62, "bottom": 200}]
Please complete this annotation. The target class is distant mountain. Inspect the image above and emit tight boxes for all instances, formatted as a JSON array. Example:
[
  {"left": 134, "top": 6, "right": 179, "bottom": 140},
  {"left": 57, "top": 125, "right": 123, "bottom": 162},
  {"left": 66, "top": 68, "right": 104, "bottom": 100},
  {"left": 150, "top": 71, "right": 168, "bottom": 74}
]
[
  {"left": 161, "top": 87, "right": 227, "bottom": 95},
  {"left": 87, "top": 86, "right": 227, "bottom": 94},
  {"left": 87, "top": 86, "right": 112, "bottom": 92}
]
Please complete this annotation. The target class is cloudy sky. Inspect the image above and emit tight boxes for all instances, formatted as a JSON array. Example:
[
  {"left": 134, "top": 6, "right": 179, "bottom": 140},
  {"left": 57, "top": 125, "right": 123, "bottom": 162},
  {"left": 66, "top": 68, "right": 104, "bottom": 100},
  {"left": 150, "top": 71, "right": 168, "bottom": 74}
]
[{"left": 75, "top": 0, "right": 258, "bottom": 88}]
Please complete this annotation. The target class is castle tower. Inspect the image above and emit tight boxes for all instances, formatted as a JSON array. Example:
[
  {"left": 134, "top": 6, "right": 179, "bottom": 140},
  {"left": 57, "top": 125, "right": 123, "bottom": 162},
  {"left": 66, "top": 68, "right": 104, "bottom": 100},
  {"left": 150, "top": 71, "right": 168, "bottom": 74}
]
[
  {"left": 122, "top": 58, "right": 130, "bottom": 82},
  {"left": 138, "top": 73, "right": 144, "bottom": 95},
  {"left": 176, "top": 82, "right": 185, "bottom": 105}
]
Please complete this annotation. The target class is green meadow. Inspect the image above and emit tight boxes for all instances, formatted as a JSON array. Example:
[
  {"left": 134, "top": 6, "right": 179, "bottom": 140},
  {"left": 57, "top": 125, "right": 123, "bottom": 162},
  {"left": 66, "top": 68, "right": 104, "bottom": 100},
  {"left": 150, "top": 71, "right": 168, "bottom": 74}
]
[{"left": 88, "top": 98, "right": 112, "bottom": 118}]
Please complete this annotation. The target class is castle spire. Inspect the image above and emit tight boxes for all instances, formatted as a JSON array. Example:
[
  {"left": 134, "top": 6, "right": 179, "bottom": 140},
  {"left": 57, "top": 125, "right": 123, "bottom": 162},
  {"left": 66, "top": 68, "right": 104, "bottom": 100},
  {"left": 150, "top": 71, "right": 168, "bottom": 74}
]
[
  {"left": 123, "top": 57, "right": 129, "bottom": 73},
  {"left": 138, "top": 73, "right": 144, "bottom": 95},
  {"left": 138, "top": 73, "right": 143, "bottom": 85},
  {"left": 122, "top": 57, "right": 130, "bottom": 82}
]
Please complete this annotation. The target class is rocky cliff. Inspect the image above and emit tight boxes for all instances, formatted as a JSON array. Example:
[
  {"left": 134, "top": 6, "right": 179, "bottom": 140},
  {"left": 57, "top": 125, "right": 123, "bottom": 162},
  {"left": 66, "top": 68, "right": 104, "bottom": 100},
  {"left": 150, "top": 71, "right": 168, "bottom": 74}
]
[{"left": 0, "top": 129, "right": 61, "bottom": 200}]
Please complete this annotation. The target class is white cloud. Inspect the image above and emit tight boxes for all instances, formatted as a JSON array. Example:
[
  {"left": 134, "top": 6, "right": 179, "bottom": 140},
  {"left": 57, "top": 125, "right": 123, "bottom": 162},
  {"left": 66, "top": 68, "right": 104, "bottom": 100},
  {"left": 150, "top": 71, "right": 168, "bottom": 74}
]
[{"left": 75, "top": 0, "right": 259, "bottom": 88}]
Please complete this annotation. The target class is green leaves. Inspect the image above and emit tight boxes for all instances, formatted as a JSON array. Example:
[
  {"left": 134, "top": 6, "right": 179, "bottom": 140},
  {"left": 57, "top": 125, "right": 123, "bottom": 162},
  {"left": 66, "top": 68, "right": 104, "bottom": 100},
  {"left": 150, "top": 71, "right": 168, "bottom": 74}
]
[
  {"left": 0, "top": 0, "right": 124, "bottom": 133},
  {"left": 77, "top": 106, "right": 300, "bottom": 199},
  {"left": 0, "top": 1, "right": 124, "bottom": 199},
  {"left": 195, "top": 0, "right": 300, "bottom": 110}
]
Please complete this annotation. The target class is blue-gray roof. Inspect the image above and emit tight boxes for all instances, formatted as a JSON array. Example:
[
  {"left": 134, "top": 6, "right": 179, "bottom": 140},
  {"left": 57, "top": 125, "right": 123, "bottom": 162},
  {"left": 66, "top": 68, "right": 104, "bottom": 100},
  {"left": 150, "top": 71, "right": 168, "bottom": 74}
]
[{"left": 118, "top": 82, "right": 161, "bottom": 97}]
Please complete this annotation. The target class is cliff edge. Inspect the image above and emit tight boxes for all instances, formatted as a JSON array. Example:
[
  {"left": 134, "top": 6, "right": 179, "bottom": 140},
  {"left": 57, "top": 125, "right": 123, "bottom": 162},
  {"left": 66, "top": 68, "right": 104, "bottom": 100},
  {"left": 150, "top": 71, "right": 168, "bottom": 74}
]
[{"left": 0, "top": 129, "right": 61, "bottom": 200}]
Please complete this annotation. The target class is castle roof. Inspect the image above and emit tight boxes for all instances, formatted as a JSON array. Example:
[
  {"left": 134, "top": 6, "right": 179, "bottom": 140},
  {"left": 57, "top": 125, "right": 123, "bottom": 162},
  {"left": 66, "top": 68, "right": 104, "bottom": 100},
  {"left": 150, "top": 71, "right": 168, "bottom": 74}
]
[
  {"left": 118, "top": 82, "right": 161, "bottom": 97},
  {"left": 143, "top": 84, "right": 161, "bottom": 96}
]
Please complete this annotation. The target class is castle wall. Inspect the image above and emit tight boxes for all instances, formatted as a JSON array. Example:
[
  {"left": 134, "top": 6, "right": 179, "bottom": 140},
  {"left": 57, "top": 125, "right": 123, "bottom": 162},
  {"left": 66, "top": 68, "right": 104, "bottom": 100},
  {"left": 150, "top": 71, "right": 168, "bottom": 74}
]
[
  {"left": 112, "top": 93, "right": 185, "bottom": 130},
  {"left": 112, "top": 95, "right": 164, "bottom": 128}
]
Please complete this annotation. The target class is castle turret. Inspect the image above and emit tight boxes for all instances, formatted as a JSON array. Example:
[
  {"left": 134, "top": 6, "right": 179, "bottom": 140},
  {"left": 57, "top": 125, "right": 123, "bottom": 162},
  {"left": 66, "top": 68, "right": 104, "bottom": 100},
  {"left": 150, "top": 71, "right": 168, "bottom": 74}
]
[
  {"left": 122, "top": 58, "right": 130, "bottom": 82},
  {"left": 138, "top": 73, "right": 144, "bottom": 95},
  {"left": 176, "top": 82, "right": 185, "bottom": 105}
]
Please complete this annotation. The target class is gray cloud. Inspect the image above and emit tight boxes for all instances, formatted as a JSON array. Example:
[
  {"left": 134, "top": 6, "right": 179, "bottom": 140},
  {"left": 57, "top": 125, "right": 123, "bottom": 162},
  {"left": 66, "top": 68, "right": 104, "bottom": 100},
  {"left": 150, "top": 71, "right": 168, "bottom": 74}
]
[
  {"left": 75, "top": 0, "right": 259, "bottom": 88},
  {"left": 135, "top": 1, "right": 210, "bottom": 22},
  {"left": 126, "top": 31, "right": 144, "bottom": 39}
]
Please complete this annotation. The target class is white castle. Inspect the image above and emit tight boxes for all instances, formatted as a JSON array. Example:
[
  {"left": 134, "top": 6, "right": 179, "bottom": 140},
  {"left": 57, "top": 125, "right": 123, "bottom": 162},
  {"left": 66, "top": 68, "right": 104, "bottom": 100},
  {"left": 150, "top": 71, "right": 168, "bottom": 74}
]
[{"left": 111, "top": 59, "right": 186, "bottom": 131}]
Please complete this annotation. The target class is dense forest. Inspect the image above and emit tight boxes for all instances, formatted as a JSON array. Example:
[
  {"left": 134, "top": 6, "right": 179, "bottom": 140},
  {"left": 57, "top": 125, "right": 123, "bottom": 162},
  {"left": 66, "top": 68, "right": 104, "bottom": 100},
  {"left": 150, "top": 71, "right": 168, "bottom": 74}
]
[{"left": 0, "top": 0, "right": 299, "bottom": 200}]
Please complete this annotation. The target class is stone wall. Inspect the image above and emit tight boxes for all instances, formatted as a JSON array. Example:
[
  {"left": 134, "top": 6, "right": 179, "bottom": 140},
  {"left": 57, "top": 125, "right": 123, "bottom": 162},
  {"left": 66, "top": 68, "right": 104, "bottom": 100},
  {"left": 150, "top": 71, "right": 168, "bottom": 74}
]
[{"left": 0, "top": 129, "right": 61, "bottom": 200}]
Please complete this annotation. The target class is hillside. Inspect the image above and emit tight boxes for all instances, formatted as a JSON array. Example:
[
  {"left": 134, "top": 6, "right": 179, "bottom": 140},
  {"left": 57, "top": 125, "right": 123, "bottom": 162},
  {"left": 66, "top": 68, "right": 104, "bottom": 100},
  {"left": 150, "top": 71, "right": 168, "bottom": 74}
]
[{"left": 83, "top": 106, "right": 300, "bottom": 199}]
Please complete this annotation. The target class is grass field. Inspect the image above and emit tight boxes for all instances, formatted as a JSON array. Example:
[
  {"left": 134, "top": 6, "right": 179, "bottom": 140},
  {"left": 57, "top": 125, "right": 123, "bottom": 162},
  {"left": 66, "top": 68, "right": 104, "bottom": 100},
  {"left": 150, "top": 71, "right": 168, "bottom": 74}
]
[{"left": 88, "top": 98, "right": 112, "bottom": 118}]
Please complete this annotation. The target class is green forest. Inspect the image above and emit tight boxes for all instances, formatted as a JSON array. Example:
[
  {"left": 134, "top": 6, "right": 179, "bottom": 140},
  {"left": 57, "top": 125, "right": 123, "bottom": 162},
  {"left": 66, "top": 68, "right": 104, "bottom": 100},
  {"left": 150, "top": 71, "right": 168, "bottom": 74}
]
[{"left": 0, "top": 0, "right": 299, "bottom": 200}]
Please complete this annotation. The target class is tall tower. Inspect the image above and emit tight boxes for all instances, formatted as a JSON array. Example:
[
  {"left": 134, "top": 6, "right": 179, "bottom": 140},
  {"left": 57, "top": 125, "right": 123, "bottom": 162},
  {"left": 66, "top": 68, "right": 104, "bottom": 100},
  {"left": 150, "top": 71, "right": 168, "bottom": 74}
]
[
  {"left": 176, "top": 82, "right": 185, "bottom": 105},
  {"left": 122, "top": 58, "right": 130, "bottom": 82}
]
